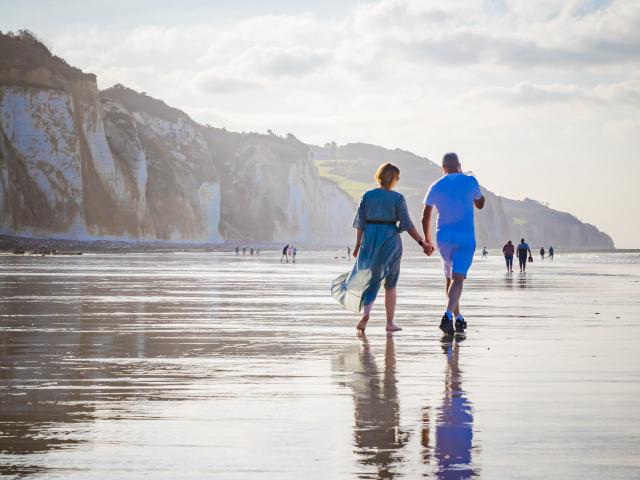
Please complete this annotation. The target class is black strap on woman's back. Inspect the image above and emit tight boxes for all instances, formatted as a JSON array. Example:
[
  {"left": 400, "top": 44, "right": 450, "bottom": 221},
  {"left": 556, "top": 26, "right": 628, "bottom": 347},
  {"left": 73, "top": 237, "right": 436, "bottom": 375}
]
[{"left": 366, "top": 219, "right": 397, "bottom": 225}]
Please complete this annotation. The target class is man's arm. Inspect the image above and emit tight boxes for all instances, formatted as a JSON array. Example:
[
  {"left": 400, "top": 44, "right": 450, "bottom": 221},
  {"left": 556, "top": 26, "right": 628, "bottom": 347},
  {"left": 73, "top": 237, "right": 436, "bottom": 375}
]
[
  {"left": 421, "top": 205, "right": 435, "bottom": 255},
  {"left": 473, "top": 179, "right": 485, "bottom": 209}
]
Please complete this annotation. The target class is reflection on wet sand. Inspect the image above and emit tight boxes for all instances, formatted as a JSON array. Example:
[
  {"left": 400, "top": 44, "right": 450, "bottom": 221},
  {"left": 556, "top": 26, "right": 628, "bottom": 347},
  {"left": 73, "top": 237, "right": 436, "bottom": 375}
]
[
  {"left": 422, "top": 338, "right": 476, "bottom": 479},
  {"left": 333, "top": 334, "right": 407, "bottom": 479},
  {"left": 2, "top": 252, "right": 639, "bottom": 478}
]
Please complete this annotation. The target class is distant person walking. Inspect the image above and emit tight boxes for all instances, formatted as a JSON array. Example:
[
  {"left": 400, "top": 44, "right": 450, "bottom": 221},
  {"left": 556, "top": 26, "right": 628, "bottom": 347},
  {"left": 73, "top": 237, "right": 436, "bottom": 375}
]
[
  {"left": 548, "top": 246, "right": 554, "bottom": 260},
  {"left": 540, "top": 247, "right": 545, "bottom": 261},
  {"left": 482, "top": 246, "right": 488, "bottom": 259},
  {"left": 250, "top": 248, "right": 254, "bottom": 256},
  {"left": 242, "top": 247, "right": 246, "bottom": 256},
  {"left": 332, "top": 163, "right": 428, "bottom": 332},
  {"left": 347, "top": 246, "right": 351, "bottom": 260},
  {"left": 235, "top": 245, "right": 239, "bottom": 256},
  {"left": 292, "top": 245, "right": 297, "bottom": 263},
  {"left": 517, "top": 238, "right": 532, "bottom": 273},
  {"left": 422, "top": 153, "right": 485, "bottom": 336},
  {"left": 502, "top": 240, "right": 515, "bottom": 273},
  {"left": 281, "top": 244, "right": 290, "bottom": 263}
]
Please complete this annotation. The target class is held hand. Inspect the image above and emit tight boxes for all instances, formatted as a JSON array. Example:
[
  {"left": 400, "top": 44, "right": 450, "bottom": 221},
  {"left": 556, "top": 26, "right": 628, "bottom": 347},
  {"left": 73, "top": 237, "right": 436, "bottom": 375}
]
[
  {"left": 353, "top": 244, "right": 360, "bottom": 258},
  {"left": 423, "top": 240, "right": 435, "bottom": 256}
]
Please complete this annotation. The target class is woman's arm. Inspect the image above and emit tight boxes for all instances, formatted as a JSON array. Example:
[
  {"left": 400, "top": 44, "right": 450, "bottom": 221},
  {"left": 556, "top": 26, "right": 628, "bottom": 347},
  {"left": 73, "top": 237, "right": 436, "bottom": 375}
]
[
  {"left": 406, "top": 226, "right": 427, "bottom": 250},
  {"left": 353, "top": 228, "right": 363, "bottom": 257}
]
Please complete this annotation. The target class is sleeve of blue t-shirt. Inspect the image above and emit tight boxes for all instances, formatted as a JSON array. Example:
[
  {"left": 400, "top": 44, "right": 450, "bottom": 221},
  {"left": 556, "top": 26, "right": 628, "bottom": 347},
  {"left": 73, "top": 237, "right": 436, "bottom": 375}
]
[
  {"left": 424, "top": 182, "right": 438, "bottom": 206},
  {"left": 470, "top": 176, "right": 482, "bottom": 200}
]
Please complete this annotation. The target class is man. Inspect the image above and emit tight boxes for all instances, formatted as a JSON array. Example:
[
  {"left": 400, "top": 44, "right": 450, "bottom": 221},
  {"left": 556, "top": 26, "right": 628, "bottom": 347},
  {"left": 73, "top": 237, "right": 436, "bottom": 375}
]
[
  {"left": 539, "top": 246, "right": 545, "bottom": 261},
  {"left": 548, "top": 246, "right": 554, "bottom": 260},
  {"left": 502, "top": 240, "right": 515, "bottom": 273},
  {"left": 516, "top": 238, "right": 532, "bottom": 273},
  {"left": 422, "top": 153, "right": 485, "bottom": 336},
  {"left": 482, "top": 246, "right": 488, "bottom": 259}
]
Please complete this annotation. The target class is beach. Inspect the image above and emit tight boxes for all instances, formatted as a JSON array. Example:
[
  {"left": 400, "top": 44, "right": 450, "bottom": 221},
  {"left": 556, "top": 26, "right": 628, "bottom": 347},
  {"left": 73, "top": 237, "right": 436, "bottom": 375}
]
[{"left": 1, "top": 250, "right": 639, "bottom": 479}]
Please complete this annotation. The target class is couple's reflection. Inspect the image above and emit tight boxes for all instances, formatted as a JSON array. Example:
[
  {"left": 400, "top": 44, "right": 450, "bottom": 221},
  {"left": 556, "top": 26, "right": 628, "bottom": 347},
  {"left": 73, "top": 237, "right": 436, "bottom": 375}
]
[
  {"left": 333, "top": 334, "right": 407, "bottom": 478},
  {"left": 333, "top": 335, "right": 475, "bottom": 479},
  {"left": 423, "top": 338, "right": 476, "bottom": 479}
]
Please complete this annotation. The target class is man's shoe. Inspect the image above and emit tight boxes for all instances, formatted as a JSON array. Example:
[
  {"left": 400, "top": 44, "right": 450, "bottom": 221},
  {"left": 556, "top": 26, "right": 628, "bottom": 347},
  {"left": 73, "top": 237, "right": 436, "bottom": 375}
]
[
  {"left": 440, "top": 315, "right": 455, "bottom": 335},
  {"left": 455, "top": 317, "right": 467, "bottom": 333}
]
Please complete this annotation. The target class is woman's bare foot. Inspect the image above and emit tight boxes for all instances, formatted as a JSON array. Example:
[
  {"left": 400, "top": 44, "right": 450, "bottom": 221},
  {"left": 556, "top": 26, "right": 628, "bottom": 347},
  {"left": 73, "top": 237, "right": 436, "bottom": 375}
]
[
  {"left": 356, "top": 314, "right": 369, "bottom": 332},
  {"left": 386, "top": 322, "right": 402, "bottom": 332}
]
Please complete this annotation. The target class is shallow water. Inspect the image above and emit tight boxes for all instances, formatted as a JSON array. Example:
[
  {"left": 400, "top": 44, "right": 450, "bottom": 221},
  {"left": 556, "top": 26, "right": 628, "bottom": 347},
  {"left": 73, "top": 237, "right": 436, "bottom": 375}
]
[{"left": 1, "top": 250, "right": 639, "bottom": 479}]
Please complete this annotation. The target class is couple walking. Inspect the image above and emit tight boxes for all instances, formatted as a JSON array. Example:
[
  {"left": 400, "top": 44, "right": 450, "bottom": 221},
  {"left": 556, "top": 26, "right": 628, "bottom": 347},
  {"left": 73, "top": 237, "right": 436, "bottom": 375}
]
[{"left": 331, "top": 153, "right": 485, "bottom": 336}]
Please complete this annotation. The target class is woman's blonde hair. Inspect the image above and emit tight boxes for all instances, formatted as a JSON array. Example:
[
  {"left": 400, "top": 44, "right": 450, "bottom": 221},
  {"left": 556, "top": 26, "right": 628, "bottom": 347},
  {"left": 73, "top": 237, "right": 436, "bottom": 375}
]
[{"left": 374, "top": 162, "right": 400, "bottom": 188}]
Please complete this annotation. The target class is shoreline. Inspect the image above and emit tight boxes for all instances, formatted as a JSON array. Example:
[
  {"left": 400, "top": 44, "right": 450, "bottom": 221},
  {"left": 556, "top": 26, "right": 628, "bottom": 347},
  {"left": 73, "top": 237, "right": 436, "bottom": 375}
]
[
  {"left": 0, "top": 234, "right": 634, "bottom": 255},
  {"left": 0, "top": 234, "right": 348, "bottom": 254}
]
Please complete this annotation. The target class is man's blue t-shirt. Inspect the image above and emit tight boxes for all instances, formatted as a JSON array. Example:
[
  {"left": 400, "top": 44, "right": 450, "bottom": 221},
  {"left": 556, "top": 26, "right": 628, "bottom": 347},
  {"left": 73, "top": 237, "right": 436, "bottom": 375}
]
[
  {"left": 517, "top": 242, "right": 530, "bottom": 257},
  {"left": 424, "top": 173, "right": 482, "bottom": 244}
]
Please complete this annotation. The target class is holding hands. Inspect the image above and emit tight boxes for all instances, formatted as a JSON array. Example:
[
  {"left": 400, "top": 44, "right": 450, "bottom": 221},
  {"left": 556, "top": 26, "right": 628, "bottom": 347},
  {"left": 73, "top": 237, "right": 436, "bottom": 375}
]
[{"left": 422, "top": 239, "right": 435, "bottom": 256}]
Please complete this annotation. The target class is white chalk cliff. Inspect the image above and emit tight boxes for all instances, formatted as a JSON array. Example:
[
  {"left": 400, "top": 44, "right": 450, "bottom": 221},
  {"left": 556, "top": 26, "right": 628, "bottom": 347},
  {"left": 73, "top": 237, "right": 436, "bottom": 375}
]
[{"left": 0, "top": 32, "right": 353, "bottom": 244}]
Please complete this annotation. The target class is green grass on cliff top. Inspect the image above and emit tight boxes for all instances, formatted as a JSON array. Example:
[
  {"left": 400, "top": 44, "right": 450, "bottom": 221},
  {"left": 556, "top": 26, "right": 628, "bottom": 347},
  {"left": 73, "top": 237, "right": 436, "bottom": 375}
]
[
  {"left": 314, "top": 159, "right": 422, "bottom": 202},
  {"left": 314, "top": 159, "right": 372, "bottom": 201}
]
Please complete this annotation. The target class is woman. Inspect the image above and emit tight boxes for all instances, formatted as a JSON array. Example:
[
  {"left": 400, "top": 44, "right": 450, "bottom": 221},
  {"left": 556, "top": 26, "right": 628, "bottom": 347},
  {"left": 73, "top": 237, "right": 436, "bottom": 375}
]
[{"left": 331, "top": 163, "right": 427, "bottom": 332}]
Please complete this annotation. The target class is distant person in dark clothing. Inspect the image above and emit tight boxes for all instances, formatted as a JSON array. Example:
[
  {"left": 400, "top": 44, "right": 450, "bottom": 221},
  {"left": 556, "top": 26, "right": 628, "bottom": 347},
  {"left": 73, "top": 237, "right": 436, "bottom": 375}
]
[
  {"left": 250, "top": 248, "right": 254, "bottom": 256},
  {"left": 540, "top": 247, "right": 545, "bottom": 261},
  {"left": 347, "top": 246, "right": 351, "bottom": 260},
  {"left": 235, "top": 245, "right": 239, "bottom": 256},
  {"left": 517, "top": 238, "right": 532, "bottom": 273},
  {"left": 502, "top": 240, "right": 515, "bottom": 273},
  {"left": 243, "top": 247, "right": 246, "bottom": 256},
  {"left": 281, "top": 244, "right": 290, "bottom": 263},
  {"left": 482, "top": 246, "right": 488, "bottom": 259},
  {"left": 548, "top": 246, "right": 554, "bottom": 260}
]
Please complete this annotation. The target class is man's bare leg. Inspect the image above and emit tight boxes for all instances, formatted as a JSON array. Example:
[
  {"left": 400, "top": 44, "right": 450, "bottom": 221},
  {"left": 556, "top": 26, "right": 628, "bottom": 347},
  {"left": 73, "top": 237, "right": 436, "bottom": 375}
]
[
  {"left": 357, "top": 302, "right": 374, "bottom": 332},
  {"left": 446, "top": 273, "right": 465, "bottom": 315},
  {"left": 385, "top": 288, "right": 402, "bottom": 331},
  {"left": 445, "top": 278, "right": 461, "bottom": 317}
]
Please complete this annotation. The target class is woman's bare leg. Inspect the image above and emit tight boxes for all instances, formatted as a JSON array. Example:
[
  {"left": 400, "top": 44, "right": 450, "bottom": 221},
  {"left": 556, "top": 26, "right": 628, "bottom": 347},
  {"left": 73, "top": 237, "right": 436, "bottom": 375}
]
[
  {"left": 357, "top": 302, "right": 373, "bottom": 331},
  {"left": 385, "top": 288, "right": 402, "bottom": 331}
]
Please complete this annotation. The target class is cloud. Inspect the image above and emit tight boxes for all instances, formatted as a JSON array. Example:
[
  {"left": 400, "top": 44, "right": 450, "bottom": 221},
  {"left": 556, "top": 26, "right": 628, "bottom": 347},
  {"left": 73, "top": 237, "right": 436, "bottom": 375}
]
[
  {"left": 233, "top": 46, "right": 330, "bottom": 78},
  {"left": 462, "top": 79, "right": 640, "bottom": 108},
  {"left": 191, "top": 69, "right": 262, "bottom": 94},
  {"left": 345, "top": 0, "right": 640, "bottom": 70}
]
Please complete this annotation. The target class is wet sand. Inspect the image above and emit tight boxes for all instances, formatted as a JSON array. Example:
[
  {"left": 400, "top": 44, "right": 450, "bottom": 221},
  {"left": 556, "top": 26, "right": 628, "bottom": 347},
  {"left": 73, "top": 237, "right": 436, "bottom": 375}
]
[{"left": 1, "top": 250, "right": 639, "bottom": 479}]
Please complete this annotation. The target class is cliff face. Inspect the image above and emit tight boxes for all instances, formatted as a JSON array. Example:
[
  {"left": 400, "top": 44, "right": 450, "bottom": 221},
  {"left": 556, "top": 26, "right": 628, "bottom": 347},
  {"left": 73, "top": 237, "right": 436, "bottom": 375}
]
[
  {"left": 203, "top": 129, "right": 353, "bottom": 242},
  {"left": 311, "top": 142, "right": 614, "bottom": 249},
  {"left": 0, "top": 32, "right": 352, "bottom": 244}
]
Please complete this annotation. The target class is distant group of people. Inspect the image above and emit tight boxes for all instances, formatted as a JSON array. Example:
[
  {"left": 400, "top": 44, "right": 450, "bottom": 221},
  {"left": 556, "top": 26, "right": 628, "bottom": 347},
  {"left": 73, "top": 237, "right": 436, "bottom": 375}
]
[
  {"left": 281, "top": 244, "right": 297, "bottom": 263},
  {"left": 235, "top": 246, "right": 259, "bottom": 256},
  {"left": 498, "top": 239, "right": 554, "bottom": 273}
]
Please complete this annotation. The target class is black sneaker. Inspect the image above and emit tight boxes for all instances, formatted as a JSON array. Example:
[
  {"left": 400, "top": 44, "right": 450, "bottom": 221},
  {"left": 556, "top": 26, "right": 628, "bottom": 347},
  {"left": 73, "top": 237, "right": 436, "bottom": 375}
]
[
  {"left": 455, "top": 318, "right": 467, "bottom": 333},
  {"left": 439, "top": 315, "right": 454, "bottom": 336}
]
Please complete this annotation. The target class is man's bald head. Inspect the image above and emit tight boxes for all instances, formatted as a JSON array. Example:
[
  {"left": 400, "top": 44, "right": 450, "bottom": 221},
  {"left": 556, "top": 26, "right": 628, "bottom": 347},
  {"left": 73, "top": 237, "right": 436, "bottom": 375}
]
[{"left": 442, "top": 152, "right": 462, "bottom": 174}]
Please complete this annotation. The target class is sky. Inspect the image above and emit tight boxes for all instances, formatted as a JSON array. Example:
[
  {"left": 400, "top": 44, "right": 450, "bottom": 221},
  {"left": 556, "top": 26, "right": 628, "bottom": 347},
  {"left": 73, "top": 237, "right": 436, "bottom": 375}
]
[{"left": 2, "top": 0, "right": 639, "bottom": 247}]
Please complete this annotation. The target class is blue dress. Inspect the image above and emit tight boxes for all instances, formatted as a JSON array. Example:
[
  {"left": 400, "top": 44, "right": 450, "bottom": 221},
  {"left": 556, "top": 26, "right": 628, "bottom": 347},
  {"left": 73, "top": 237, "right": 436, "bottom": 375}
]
[{"left": 332, "top": 188, "right": 414, "bottom": 313}]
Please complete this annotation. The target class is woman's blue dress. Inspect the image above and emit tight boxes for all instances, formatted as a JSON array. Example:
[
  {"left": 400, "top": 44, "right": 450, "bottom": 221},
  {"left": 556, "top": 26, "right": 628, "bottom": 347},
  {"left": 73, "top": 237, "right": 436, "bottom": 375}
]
[{"left": 332, "top": 188, "right": 414, "bottom": 313}]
